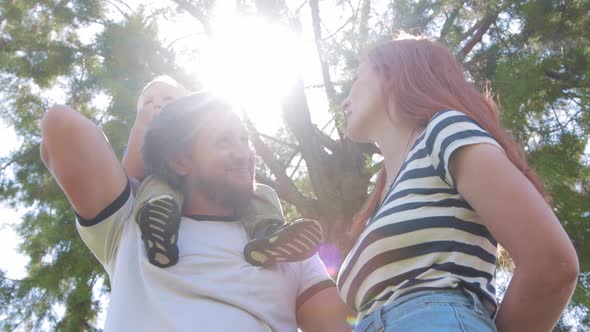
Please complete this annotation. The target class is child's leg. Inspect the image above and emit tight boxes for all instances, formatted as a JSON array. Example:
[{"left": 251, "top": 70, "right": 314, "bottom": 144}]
[
  {"left": 241, "top": 184, "right": 286, "bottom": 238},
  {"left": 242, "top": 184, "right": 323, "bottom": 267},
  {"left": 134, "top": 175, "right": 184, "bottom": 268}
]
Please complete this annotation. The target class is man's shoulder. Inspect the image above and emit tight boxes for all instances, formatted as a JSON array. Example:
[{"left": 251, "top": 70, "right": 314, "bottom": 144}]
[{"left": 75, "top": 182, "right": 136, "bottom": 269}]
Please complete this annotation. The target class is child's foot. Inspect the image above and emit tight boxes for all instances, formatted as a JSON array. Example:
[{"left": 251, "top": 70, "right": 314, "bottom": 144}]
[
  {"left": 138, "top": 194, "right": 181, "bottom": 268},
  {"left": 244, "top": 219, "right": 323, "bottom": 267}
]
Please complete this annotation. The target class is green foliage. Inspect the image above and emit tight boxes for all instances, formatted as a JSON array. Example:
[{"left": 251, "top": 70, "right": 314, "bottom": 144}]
[
  {"left": 0, "top": 0, "right": 588, "bottom": 329},
  {"left": 0, "top": 1, "right": 187, "bottom": 330}
]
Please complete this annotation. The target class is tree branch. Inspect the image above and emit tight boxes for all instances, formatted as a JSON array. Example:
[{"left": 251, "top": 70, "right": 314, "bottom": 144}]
[
  {"left": 255, "top": 171, "right": 278, "bottom": 188},
  {"left": 245, "top": 118, "right": 315, "bottom": 213},
  {"left": 166, "top": 33, "right": 202, "bottom": 50},
  {"left": 254, "top": 171, "right": 321, "bottom": 219},
  {"left": 257, "top": 133, "right": 299, "bottom": 150},
  {"left": 284, "top": 151, "right": 300, "bottom": 170},
  {"left": 322, "top": 13, "right": 356, "bottom": 41},
  {"left": 545, "top": 70, "right": 586, "bottom": 89},
  {"left": 314, "top": 126, "right": 337, "bottom": 151},
  {"left": 358, "top": 0, "right": 371, "bottom": 48},
  {"left": 289, "top": 154, "right": 304, "bottom": 179},
  {"left": 113, "top": 0, "right": 135, "bottom": 13},
  {"left": 170, "top": 0, "right": 212, "bottom": 36},
  {"left": 0, "top": 145, "right": 39, "bottom": 173},
  {"left": 309, "top": 0, "right": 337, "bottom": 105},
  {"left": 459, "top": 12, "right": 498, "bottom": 60},
  {"left": 358, "top": 142, "right": 380, "bottom": 155},
  {"left": 281, "top": 79, "right": 334, "bottom": 205},
  {"left": 104, "top": 0, "right": 131, "bottom": 19},
  {"left": 438, "top": 3, "right": 462, "bottom": 42},
  {"left": 550, "top": 104, "right": 566, "bottom": 135}
]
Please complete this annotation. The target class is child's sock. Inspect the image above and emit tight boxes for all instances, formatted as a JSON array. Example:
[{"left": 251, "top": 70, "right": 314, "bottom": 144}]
[
  {"left": 137, "top": 194, "right": 181, "bottom": 268},
  {"left": 243, "top": 218, "right": 323, "bottom": 267}
]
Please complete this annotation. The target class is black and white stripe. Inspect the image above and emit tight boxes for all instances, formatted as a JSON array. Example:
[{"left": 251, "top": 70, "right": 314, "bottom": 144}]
[{"left": 337, "top": 109, "right": 502, "bottom": 319}]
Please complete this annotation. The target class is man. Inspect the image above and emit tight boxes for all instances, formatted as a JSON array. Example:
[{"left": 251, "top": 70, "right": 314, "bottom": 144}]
[{"left": 40, "top": 91, "right": 353, "bottom": 331}]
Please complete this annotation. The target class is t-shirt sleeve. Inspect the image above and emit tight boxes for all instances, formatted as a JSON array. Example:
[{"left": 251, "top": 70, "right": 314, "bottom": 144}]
[
  {"left": 295, "top": 254, "right": 336, "bottom": 310},
  {"left": 425, "top": 109, "right": 504, "bottom": 187},
  {"left": 75, "top": 181, "right": 135, "bottom": 272}
]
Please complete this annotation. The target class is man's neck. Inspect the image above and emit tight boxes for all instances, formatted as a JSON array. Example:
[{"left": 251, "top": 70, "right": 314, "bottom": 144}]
[{"left": 181, "top": 191, "right": 235, "bottom": 217}]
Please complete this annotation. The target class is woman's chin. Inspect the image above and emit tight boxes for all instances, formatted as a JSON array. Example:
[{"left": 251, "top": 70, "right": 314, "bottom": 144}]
[{"left": 345, "top": 125, "right": 371, "bottom": 143}]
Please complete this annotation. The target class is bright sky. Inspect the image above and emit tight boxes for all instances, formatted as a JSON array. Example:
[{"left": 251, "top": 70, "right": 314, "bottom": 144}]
[
  {"left": 1, "top": 0, "right": 589, "bottom": 328},
  {"left": 161, "top": 1, "right": 333, "bottom": 135},
  {"left": 0, "top": 119, "right": 27, "bottom": 279}
]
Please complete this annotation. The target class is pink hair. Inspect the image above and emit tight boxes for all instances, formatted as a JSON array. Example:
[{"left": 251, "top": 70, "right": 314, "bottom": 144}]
[{"left": 349, "top": 34, "right": 548, "bottom": 242}]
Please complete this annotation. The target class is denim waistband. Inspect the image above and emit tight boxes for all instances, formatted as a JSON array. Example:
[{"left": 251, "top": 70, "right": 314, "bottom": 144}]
[{"left": 353, "top": 288, "right": 492, "bottom": 332}]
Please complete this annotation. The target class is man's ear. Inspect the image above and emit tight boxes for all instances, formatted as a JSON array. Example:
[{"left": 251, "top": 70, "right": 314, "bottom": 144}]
[{"left": 166, "top": 153, "right": 192, "bottom": 176}]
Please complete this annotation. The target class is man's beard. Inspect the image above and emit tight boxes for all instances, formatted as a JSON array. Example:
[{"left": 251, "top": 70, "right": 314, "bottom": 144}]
[{"left": 190, "top": 174, "right": 254, "bottom": 216}]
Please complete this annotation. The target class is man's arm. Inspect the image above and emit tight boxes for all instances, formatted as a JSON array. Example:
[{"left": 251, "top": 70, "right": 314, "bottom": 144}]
[
  {"left": 40, "top": 105, "right": 128, "bottom": 219},
  {"left": 297, "top": 286, "right": 354, "bottom": 332}
]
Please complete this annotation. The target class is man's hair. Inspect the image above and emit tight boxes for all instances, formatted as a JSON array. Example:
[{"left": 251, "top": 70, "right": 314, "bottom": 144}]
[
  {"left": 136, "top": 75, "right": 189, "bottom": 111},
  {"left": 142, "top": 92, "right": 233, "bottom": 191}
]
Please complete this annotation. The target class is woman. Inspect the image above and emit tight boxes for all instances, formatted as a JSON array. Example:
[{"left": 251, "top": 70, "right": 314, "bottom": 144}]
[{"left": 337, "top": 34, "right": 579, "bottom": 332}]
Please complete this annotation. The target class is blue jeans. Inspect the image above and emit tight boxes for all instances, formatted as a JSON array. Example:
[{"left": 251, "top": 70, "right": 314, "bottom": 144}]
[{"left": 353, "top": 289, "right": 497, "bottom": 332}]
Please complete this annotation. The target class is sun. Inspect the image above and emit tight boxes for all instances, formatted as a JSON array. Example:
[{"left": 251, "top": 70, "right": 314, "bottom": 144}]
[{"left": 196, "top": 13, "right": 304, "bottom": 133}]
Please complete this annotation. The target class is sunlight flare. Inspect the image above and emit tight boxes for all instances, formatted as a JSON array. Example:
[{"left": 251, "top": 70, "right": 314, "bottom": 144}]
[{"left": 198, "top": 14, "right": 305, "bottom": 132}]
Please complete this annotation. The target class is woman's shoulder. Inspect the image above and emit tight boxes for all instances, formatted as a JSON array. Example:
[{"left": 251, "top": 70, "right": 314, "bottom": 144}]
[
  {"left": 429, "top": 109, "right": 477, "bottom": 125},
  {"left": 425, "top": 109, "right": 485, "bottom": 138}
]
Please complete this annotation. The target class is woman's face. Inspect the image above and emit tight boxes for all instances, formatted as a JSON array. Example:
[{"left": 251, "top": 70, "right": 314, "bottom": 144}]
[{"left": 342, "top": 61, "right": 388, "bottom": 142}]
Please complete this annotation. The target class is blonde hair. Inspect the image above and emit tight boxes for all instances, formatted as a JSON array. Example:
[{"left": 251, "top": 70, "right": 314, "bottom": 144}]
[{"left": 136, "top": 75, "right": 190, "bottom": 111}]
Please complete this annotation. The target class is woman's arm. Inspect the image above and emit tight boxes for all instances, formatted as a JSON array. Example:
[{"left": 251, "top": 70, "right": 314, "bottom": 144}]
[{"left": 450, "top": 143, "right": 579, "bottom": 332}]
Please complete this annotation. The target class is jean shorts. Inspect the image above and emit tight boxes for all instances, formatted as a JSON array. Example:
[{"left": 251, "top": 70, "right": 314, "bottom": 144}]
[{"left": 353, "top": 288, "right": 497, "bottom": 332}]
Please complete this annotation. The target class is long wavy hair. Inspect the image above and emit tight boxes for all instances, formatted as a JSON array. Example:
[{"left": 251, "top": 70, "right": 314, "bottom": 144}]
[{"left": 348, "top": 35, "right": 548, "bottom": 243}]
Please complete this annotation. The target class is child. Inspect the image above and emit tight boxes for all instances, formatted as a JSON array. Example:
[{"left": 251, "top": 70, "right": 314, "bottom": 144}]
[{"left": 123, "top": 76, "right": 323, "bottom": 268}]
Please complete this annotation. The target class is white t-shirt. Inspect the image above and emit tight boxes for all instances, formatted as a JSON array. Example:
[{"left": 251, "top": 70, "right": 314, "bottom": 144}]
[{"left": 76, "top": 183, "right": 334, "bottom": 332}]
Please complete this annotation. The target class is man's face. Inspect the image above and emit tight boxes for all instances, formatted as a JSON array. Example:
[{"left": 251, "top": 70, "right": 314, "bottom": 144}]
[{"left": 183, "top": 110, "right": 256, "bottom": 211}]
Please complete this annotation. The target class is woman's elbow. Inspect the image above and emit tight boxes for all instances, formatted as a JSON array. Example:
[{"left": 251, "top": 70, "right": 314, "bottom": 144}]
[
  {"left": 543, "top": 247, "right": 579, "bottom": 292},
  {"left": 519, "top": 242, "right": 579, "bottom": 291},
  {"left": 560, "top": 249, "right": 580, "bottom": 287}
]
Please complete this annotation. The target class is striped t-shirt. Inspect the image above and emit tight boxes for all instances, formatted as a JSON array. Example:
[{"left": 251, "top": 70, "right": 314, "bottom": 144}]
[{"left": 337, "top": 109, "right": 502, "bottom": 319}]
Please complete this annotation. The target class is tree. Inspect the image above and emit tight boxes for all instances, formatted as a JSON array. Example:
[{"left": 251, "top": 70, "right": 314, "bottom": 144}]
[{"left": 1, "top": 0, "right": 588, "bottom": 330}]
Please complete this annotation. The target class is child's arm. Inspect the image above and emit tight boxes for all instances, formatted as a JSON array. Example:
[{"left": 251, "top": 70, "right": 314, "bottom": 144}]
[
  {"left": 122, "top": 121, "right": 149, "bottom": 180},
  {"left": 122, "top": 104, "right": 158, "bottom": 181}
]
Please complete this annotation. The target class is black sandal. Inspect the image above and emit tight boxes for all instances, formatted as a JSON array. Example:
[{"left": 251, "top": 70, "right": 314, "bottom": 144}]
[
  {"left": 138, "top": 194, "right": 181, "bottom": 268},
  {"left": 244, "top": 218, "right": 323, "bottom": 267}
]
